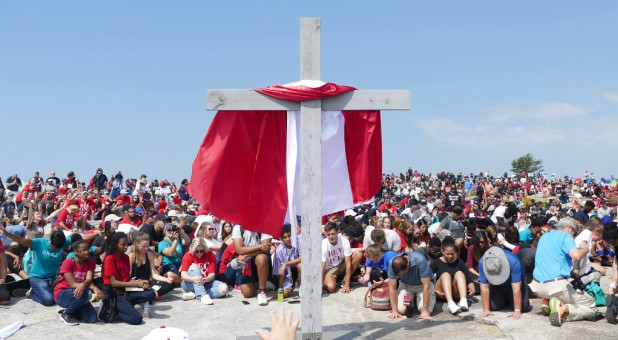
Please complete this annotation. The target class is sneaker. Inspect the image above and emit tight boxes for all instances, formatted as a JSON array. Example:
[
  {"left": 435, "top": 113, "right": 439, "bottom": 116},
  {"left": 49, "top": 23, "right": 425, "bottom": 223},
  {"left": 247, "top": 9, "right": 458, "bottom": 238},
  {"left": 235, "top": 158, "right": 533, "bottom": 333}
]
[
  {"left": 540, "top": 298, "right": 550, "bottom": 316},
  {"left": 459, "top": 298, "right": 469, "bottom": 311},
  {"left": 59, "top": 313, "right": 79, "bottom": 326},
  {"left": 448, "top": 300, "right": 461, "bottom": 314},
  {"left": 142, "top": 305, "right": 151, "bottom": 319},
  {"left": 265, "top": 281, "right": 276, "bottom": 291},
  {"left": 12, "top": 288, "right": 28, "bottom": 298},
  {"left": 181, "top": 292, "right": 196, "bottom": 301},
  {"left": 549, "top": 297, "right": 564, "bottom": 327},
  {"left": 606, "top": 294, "right": 618, "bottom": 325},
  {"left": 201, "top": 295, "right": 213, "bottom": 305},
  {"left": 257, "top": 292, "right": 268, "bottom": 306},
  {"left": 233, "top": 285, "right": 241, "bottom": 291}
]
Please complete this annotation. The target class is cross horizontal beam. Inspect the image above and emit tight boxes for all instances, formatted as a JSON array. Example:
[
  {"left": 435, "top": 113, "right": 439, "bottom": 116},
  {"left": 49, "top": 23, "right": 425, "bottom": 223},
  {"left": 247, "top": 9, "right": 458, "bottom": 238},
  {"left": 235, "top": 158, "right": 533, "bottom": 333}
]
[{"left": 206, "top": 89, "right": 411, "bottom": 111}]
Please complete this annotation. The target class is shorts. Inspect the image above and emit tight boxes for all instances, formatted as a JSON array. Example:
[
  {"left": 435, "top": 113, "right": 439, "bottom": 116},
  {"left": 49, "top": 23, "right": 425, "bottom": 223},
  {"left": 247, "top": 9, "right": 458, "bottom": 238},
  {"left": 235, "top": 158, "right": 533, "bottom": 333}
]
[
  {"left": 162, "top": 263, "right": 180, "bottom": 275},
  {"left": 325, "top": 260, "right": 346, "bottom": 278}
]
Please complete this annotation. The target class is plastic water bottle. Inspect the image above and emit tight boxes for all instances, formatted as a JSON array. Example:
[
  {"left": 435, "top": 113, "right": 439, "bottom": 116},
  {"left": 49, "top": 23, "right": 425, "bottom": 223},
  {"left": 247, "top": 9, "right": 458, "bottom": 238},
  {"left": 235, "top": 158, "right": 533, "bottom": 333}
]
[{"left": 277, "top": 288, "right": 284, "bottom": 303}]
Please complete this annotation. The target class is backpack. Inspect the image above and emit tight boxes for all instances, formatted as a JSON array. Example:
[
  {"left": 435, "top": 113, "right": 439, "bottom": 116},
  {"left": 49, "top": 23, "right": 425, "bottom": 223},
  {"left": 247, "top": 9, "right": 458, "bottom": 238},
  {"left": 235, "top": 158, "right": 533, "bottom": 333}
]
[{"left": 362, "top": 281, "right": 391, "bottom": 311}]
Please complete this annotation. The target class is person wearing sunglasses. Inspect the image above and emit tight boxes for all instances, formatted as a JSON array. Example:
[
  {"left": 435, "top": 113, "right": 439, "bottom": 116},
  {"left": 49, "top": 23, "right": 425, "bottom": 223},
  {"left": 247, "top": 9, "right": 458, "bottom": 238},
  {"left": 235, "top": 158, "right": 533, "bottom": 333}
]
[{"left": 179, "top": 237, "right": 228, "bottom": 305}]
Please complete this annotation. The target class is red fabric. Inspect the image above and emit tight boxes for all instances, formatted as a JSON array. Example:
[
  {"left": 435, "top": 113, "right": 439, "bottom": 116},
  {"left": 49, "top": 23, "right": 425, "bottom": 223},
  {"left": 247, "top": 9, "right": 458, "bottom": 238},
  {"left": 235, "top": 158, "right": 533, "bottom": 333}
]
[
  {"left": 219, "top": 243, "right": 236, "bottom": 274},
  {"left": 102, "top": 253, "right": 131, "bottom": 286},
  {"left": 342, "top": 111, "right": 382, "bottom": 203},
  {"left": 54, "top": 208, "right": 75, "bottom": 228},
  {"left": 180, "top": 251, "right": 216, "bottom": 277},
  {"left": 53, "top": 258, "right": 96, "bottom": 301},
  {"left": 116, "top": 195, "right": 131, "bottom": 205},
  {"left": 255, "top": 83, "right": 356, "bottom": 102},
  {"left": 190, "top": 110, "right": 288, "bottom": 236}
]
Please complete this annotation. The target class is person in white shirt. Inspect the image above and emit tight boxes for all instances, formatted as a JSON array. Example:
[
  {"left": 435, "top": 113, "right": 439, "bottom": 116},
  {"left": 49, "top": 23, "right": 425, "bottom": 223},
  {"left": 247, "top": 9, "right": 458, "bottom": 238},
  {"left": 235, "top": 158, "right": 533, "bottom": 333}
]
[
  {"left": 322, "top": 223, "right": 361, "bottom": 294},
  {"left": 231, "top": 225, "right": 273, "bottom": 305}
]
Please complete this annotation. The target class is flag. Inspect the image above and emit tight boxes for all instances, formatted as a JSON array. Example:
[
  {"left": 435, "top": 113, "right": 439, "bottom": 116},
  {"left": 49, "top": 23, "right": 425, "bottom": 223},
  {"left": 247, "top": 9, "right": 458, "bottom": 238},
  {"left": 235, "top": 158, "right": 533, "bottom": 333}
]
[{"left": 190, "top": 81, "right": 382, "bottom": 237}]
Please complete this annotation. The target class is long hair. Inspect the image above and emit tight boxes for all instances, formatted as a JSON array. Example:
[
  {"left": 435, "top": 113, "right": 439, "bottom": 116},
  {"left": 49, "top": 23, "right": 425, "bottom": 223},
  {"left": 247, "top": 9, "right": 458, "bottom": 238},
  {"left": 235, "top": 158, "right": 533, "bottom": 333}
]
[
  {"left": 131, "top": 232, "right": 151, "bottom": 267},
  {"left": 473, "top": 230, "right": 489, "bottom": 263},
  {"left": 106, "top": 232, "right": 128, "bottom": 256}
]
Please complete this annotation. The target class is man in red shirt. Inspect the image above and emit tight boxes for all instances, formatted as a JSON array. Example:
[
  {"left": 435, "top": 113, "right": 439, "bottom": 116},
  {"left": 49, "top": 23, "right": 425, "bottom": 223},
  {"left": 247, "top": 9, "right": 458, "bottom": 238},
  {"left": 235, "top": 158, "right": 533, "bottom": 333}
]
[{"left": 115, "top": 189, "right": 131, "bottom": 206}]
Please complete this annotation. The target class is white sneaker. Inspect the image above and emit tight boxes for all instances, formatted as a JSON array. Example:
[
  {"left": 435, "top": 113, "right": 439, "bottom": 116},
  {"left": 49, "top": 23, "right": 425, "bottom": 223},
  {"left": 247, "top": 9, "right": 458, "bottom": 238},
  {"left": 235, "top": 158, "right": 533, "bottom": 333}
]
[
  {"left": 200, "top": 295, "right": 213, "bottom": 305},
  {"left": 265, "top": 281, "right": 276, "bottom": 291},
  {"left": 257, "top": 292, "right": 268, "bottom": 306},
  {"left": 448, "top": 300, "right": 461, "bottom": 314},
  {"left": 181, "top": 292, "right": 196, "bottom": 301},
  {"left": 459, "top": 298, "right": 469, "bottom": 311}
]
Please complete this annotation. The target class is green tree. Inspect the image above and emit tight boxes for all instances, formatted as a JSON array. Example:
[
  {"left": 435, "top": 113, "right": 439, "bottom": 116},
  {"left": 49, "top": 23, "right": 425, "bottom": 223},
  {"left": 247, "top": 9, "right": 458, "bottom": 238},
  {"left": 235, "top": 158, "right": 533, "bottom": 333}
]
[{"left": 511, "top": 153, "right": 543, "bottom": 175}]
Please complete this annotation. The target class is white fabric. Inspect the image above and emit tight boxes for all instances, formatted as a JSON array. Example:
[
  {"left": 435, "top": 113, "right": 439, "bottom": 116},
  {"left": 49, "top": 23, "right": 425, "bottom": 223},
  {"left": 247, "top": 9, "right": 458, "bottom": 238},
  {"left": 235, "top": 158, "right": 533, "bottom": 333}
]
[
  {"left": 286, "top": 111, "right": 301, "bottom": 247},
  {"left": 362, "top": 227, "right": 401, "bottom": 252},
  {"left": 321, "top": 111, "right": 355, "bottom": 213},
  {"left": 321, "top": 235, "right": 352, "bottom": 269},
  {"left": 574, "top": 229, "right": 593, "bottom": 273},
  {"left": 231, "top": 225, "right": 272, "bottom": 246},
  {"left": 0, "top": 321, "right": 23, "bottom": 340}
]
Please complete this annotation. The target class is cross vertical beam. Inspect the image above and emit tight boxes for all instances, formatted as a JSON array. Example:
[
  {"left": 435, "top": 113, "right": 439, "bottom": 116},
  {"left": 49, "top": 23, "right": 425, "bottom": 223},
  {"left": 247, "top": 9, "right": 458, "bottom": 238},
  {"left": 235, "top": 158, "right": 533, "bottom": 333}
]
[{"left": 299, "top": 18, "right": 323, "bottom": 340}]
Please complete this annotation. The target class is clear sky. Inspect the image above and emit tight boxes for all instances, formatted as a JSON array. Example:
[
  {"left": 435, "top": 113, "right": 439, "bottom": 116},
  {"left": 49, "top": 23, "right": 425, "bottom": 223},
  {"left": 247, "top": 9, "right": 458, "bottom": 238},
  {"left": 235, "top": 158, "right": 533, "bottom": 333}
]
[{"left": 2, "top": 1, "right": 617, "bottom": 185}]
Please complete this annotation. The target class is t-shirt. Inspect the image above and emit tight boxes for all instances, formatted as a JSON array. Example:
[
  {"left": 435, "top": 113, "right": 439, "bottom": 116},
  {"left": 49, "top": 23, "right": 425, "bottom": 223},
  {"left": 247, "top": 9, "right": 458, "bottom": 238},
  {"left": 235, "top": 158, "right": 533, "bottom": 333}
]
[
  {"left": 273, "top": 243, "right": 301, "bottom": 275},
  {"left": 478, "top": 249, "right": 524, "bottom": 287},
  {"left": 158, "top": 239, "right": 184, "bottom": 265},
  {"left": 430, "top": 258, "right": 470, "bottom": 281},
  {"left": 365, "top": 250, "right": 397, "bottom": 272},
  {"left": 574, "top": 229, "right": 593, "bottom": 273},
  {"left": 29, "top": 237, "right": 70, "bottom": 278},
  {"left": 102, "top": 252, "right": 131, "bottom": 286},
  {"left": 180, "top": 251, "right": 216, "bottom": 277},
  {"left": 321, "top": 235, "right": 352, "bottom": 270},
  {"left": 54, "top": 208, "right": 75, "bottom": 228},
  {"left": 53, "top": 258, "right": 96, "bottom": 301},
  {"left": 533, "top": 230, "right": 576, "bottom": 282},
  {"left": 439, "top": 215, "right": 465, "bottom": 239},
  {"left": 387, "top": 252, "right": 434, "bottom": 285},
  {"left": 140, "top": 224, "right": 164, "bottom": 244},
  {"left": 231, "top": 225, "right": 272, "bottom": 246},
  {"left": 362, "top": 227, "right": 402, "bottom": 252},
  {"left": 519, "top": 227, "right": 533, "bottom": 244}
]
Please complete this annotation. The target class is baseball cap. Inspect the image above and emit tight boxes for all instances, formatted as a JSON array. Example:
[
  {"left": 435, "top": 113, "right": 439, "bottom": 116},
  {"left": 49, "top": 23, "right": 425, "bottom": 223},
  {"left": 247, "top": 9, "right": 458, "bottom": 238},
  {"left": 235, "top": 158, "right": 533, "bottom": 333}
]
[
  {"left": 164, "top": 223, "right": 176, "bottom": 232},
  {"left": 344, "top": 209, "right": 357, "bottom": 217},
  {"left": 104, "top": 214, "right": 122, "bottom": 222},
  {"left": 120, "top": 189, "right": 128, "bottom": 195}
]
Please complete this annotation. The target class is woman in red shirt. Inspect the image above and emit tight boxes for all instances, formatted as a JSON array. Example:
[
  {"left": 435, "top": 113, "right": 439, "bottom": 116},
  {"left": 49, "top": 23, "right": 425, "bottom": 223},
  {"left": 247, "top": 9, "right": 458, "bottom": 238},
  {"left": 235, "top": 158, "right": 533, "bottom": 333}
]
[
  {"left": 102, "top": 232, "right": 155, "bottom": 325},
  {"left": 179, "top": 237, "right": 229, "bottom": 305},
  {"left": 54, "top": 239, "right": 102, "bottom": 325}
]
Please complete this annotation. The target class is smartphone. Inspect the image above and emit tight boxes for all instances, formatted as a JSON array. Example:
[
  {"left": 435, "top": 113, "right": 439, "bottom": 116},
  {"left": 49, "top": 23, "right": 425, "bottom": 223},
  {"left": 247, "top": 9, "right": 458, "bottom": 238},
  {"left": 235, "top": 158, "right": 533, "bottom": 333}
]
[{"left": 241, "top": 300, "right": 250, "bottom": 305}]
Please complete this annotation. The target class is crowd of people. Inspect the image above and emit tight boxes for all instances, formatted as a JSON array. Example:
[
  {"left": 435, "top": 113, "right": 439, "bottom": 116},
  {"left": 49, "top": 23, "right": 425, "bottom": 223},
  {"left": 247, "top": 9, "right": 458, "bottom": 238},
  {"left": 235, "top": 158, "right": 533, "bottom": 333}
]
[{"left": 0, "top": 168, "right": 617, "bottom": 330}]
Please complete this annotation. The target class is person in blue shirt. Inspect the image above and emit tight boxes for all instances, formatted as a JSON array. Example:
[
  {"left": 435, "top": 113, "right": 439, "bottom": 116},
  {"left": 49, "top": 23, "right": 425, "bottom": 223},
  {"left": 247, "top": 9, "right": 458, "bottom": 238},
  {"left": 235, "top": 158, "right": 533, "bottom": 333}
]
[
  {"left": 0, "top": 224, "right": 70, "bottom": 306},
  {"left": 358, "top": 244, "right": 397, "bottom": 285},
  {"left": 386, "top": 251, "right": 435, "bottom": 321},
  {"left": 529, "top": 217, "right": 596, "bottom": 327},
  {"left": 519, "top": 216, "right": 543, "bottom": 245},
  {"left": 478, "top": 227, "right": 530, "bottom": 321}
]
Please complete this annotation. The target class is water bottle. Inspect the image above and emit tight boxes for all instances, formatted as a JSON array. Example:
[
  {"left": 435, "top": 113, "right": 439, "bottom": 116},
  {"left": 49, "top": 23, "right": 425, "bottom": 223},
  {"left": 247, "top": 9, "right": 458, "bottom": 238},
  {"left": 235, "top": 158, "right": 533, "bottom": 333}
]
[{"left": 277, "top": 288, "right": 284, "bottom": 303}]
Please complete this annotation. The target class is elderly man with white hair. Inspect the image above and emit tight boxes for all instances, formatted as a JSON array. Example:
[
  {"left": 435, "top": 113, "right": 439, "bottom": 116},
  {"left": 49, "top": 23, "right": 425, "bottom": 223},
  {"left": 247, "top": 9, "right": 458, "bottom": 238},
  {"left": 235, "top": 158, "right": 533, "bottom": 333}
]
[{"left": 528, "top": 217, "right": 596, "bottom": 327}]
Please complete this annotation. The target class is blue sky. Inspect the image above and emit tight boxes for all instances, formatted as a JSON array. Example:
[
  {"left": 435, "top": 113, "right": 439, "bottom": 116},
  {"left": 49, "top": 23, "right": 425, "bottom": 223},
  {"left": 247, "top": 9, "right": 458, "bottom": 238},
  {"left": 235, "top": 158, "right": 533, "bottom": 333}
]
[{"left": 1, "top": 1, "right": 617, "bottom": 184}]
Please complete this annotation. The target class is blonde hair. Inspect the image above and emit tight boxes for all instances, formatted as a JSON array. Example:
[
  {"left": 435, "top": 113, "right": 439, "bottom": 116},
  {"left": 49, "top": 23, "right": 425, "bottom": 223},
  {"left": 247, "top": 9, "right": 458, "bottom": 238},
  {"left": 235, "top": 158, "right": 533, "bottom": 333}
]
[
  {"left": 68, "top": 204, "right": 79, "bottom": 213},
  {"left": 189, "top": 237, "right": 209, "bottom": 254},
  {"left": 131, "top": 232, "right": 151, "bottom": 267},
  {"left": 195, "top": 222, "right": 212, "bottom": 239},
  {"left": 365, "top": 243, "right": 387, "bottom": 260}
]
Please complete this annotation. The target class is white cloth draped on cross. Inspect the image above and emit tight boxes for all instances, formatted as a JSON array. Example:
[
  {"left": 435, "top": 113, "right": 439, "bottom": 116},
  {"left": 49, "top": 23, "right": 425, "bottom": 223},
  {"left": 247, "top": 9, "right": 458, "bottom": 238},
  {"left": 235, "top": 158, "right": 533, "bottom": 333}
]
[{"left": 190, "top": 81, "right": 382, "bottom": 237}]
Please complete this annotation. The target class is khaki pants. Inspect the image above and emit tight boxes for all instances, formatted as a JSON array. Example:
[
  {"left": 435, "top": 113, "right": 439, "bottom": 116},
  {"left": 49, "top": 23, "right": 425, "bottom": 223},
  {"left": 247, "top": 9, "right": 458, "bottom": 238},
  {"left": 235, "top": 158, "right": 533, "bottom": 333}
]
[
  {"left": 397, "top": 281, "right": 436, "bottom": 313},
  {"left": 529, "top": 279, "right": 597, "bottom": 321}
]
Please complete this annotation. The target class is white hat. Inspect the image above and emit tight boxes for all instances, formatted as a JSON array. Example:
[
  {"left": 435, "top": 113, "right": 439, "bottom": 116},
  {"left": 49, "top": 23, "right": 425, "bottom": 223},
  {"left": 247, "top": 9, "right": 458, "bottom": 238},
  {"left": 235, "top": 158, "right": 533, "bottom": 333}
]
[
  {"left": 483, "top": 247, "right": 510, "bottom": 285},
  {"left": 104, "top": 214, "right": 121, "bottom": 222},
  {"left": 167, "top": 210, "right": 178, "bottom": 217},
  {"left": 120, "top": 189, "right": 128, "bottom": 194},
  {"left": 193, "top": 214, "right": 210, "bottom": 225},
  {"left": 141, "top": 326, "right": 192, "bottom": 340},
  {"left": 344, "top": 209, "right": 357, "bottom": 217}
]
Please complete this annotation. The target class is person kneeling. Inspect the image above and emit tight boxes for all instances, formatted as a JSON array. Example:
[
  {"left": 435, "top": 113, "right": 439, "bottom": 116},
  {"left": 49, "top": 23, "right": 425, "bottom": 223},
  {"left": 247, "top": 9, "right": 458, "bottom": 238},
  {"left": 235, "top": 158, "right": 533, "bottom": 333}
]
[
  {"left": 478, "top": 245, "right": 530, "bottom": 320},
  {"left": 321, "top": 223, "right": 361, "bottom": 294},
  {"left": 387, "top": 251, "right": 435, "bottom": 321},
  {"left": 180, "top": 237, "right": 228, "bottom": 305}
]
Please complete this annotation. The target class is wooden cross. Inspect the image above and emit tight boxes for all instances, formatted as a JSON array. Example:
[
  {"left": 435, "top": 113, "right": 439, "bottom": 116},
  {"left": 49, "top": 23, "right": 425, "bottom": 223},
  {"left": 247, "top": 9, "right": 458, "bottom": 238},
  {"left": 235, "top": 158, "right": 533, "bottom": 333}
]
[{"left": 206, "top": 18, "right": 410, "bottom": 340}]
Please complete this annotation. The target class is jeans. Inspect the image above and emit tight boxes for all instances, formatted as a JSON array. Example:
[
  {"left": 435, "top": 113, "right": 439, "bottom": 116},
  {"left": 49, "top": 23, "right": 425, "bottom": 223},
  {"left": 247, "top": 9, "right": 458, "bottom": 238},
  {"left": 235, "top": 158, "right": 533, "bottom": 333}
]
[
  {"left": 29, "top": 277, "right": 55, "bottom": 306},
  {"left": 116, "top": 289, "right": 155, "bottom": 325},
  {"left": 181, "top": 268, "right": 226, "bottom": 299},
  {"left": 56, "top": 289, "right": 97, "bottom": 323}
]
